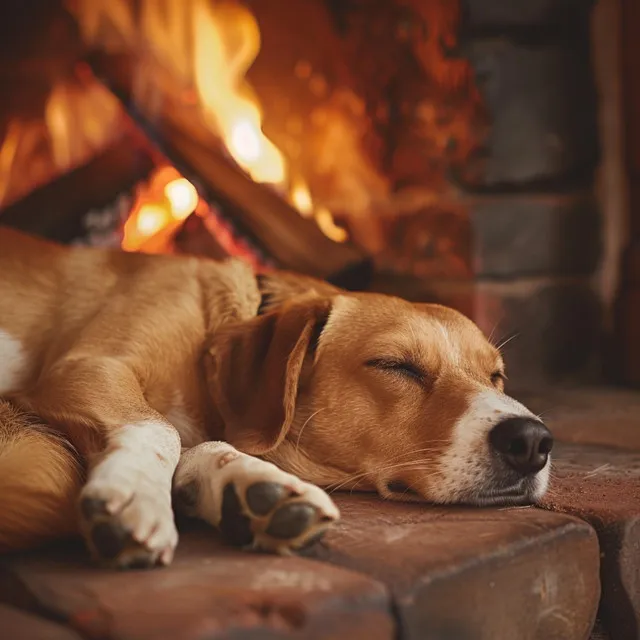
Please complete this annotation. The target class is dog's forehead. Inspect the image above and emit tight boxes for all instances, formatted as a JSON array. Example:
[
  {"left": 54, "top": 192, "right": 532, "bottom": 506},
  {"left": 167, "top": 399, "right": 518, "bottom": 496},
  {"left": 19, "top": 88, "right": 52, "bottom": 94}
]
[
  {"left": 403, "top": 308, "right": 498, "bottom": 366},
  {"left": 327, "top": 295, "right": 499, "bottom": 364}
]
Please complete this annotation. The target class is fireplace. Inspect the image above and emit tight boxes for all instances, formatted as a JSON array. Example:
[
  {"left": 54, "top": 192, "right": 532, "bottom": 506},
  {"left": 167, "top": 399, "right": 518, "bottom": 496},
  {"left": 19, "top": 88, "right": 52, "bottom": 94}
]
[{"left": 0, "top": 0, "right": 608, "bottom": 388}]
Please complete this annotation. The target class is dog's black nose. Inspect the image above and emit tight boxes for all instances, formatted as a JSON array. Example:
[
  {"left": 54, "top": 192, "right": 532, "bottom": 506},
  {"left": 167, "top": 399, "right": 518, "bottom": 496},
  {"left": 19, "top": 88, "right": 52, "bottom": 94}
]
[{"left": 489, "top": 417, "right": 553, "bottom": 475}]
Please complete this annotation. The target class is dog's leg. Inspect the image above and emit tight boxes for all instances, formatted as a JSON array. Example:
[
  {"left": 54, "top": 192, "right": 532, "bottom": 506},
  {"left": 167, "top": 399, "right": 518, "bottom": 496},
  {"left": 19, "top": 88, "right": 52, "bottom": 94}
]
[
  {"left": 173, "top": 441, "right": 339, "bottom": 554},
  {"left": 18, "top": 357, "right": 181, "bottom": 568},
  {"left": 79, "top": 418, "right": 181, "bottom": 568}
]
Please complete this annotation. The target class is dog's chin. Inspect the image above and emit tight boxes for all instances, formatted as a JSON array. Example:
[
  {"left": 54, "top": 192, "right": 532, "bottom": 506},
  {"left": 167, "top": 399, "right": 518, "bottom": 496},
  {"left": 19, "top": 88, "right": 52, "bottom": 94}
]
[
  {"left": 379, "top": 478, "right": 549, "bottom": 507},
  {"left": 466, "top": 470, "right": 550, "bottom": 507},
  {"left": 469, "top": 490, "right": 536, "bottom": 507},
  {"left": 376, "top": 461, "right": 551, "bottom": 506}
]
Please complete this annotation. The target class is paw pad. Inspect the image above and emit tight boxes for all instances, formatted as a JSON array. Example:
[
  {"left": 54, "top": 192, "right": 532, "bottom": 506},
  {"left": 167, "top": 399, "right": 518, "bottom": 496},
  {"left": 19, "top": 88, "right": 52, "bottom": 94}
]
[
  {"left": 245, "top": 481, "right": 288, "bottom": 516},
  {"left": 219, "top": 479, "right": 338, "bottom": 554},
  {"left": 265, "top": 503, "right": 317, "bottom": 539},
  {"left": 79, "top": 487, "right": 177, "bottom": 570},
  {"left": 91, "top": 521, "right": 129, "bottom": 560},
  {"left": 220, "top": 484, "right": 254, "bottom": 547}
]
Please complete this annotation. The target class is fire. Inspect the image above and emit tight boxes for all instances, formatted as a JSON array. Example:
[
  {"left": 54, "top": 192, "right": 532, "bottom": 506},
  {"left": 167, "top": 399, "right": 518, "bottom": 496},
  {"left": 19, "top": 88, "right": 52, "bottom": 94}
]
[
  {"left": 136, "top": 204, "right": 169, "bottom": 237},
  {"left": 68, "top": 0, "right": 348, "bottom": 245},
  {"left": 191, "top": 0, "right": 346, "bottom": 243},
  {"left": 193, "top": 1, "right": 286, "bottom": 186},
  {"left": 122, "top": 167, "right": 197, "bottom": 252},
  {"left": 290, "top": 178, "right": 314, "bottom": 217},
  {"left": 0, "top": 67, "right": 120, "bottom": 207},
  {"left": 121, "top": 165, "right": 267, "bottom": 272},
  {"left": 164, "top": 178, "right": 199, "bottom": 220},
  {"left": 316, "top": 207, "right": 348, "bottom": 244}
]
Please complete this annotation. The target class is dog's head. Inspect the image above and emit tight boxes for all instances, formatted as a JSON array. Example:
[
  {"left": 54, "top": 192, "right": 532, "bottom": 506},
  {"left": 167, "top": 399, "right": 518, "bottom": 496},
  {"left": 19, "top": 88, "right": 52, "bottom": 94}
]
[{"left": 206, "top": 273, "right": 552, "bottom": 506}]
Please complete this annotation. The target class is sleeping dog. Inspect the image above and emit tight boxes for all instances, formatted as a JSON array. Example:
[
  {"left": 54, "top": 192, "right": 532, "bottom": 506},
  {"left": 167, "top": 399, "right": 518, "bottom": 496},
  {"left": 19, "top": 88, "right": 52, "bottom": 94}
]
[{"left": 0, "top": 227, "right": 552, "bottom": 568}]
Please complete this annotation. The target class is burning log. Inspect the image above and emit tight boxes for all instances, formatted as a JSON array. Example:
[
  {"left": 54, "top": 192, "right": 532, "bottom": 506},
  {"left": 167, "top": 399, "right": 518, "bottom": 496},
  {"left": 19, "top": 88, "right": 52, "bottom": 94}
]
[
  {"left": 87, "top": 52, "right": 371, "bottom": 289},
  {"left": 0, "top": 133, "right": 155, "bottom": 243}
]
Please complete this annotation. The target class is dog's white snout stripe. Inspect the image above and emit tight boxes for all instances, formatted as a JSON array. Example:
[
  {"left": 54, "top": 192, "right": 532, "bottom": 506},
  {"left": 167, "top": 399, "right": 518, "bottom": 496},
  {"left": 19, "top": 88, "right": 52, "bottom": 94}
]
[{"left": 432, "top": 390, "right": 547, "bottom": 502}]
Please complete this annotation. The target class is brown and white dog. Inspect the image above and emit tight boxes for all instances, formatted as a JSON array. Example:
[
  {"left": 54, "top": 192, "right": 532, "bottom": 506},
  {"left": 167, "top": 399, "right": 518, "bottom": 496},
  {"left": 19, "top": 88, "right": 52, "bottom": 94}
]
[{"left": 0, "top": 227, "right": 553, "bottom": 568}]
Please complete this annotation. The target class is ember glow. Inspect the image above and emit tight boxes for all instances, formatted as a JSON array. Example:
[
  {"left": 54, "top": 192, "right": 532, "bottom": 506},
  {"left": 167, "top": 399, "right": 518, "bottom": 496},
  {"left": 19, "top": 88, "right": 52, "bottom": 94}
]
[
  {"left": 120, "top": 165, "right": 265, "bottom": 272},
  {"left": 122, "top": 167, "right": 203, "bottom": 252},
  {"left": 69, "top": 0, "right": 348, "bottom": 245},
  {"left": 164, "top": 178, "right": 199, "bottom": 220}
]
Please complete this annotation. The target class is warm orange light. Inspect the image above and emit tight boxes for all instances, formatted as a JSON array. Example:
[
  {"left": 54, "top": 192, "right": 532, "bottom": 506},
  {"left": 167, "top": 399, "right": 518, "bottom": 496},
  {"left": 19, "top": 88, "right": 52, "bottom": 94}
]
[
  {"left": 316, "top": 207, "right": 348, "bottom": 243},
  {"left": 290, "top": 179, "right": 313, "bottom": 217},
  {"left": 70, "top": 0, "right": 349, "bottom": 246},
  {"left": 193, "top": 1, "right": 285, "bottom": 186},
  {"left": 136, "top": 204, "right": 169, "bottom": 236},
  {"left": 164, "top": 178, "right": 198, "bottom": 220}
]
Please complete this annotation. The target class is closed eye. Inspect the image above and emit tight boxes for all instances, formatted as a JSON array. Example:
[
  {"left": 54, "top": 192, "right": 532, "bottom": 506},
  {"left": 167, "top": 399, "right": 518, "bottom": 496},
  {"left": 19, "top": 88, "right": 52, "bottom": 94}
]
[
  {"left": 491, "top": 371, "right": 507, "bottom": 386},
  {"left": 366, "top": 358, "right": 425, "bottom": 382}
]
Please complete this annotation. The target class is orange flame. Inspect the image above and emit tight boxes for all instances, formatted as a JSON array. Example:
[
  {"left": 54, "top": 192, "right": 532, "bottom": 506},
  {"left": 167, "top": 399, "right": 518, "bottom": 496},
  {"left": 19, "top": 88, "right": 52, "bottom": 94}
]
[
  {"left": 122, "top": 167, "right": 198, "bottom": 252},
  {"left": 0, "top": 69, "right": 120, "bottom": 207},
  {"left": 69, "top": 0, "right": 348, "bottom": 246},
  {"left": 192, "top": 1, "right": 286, "bottom": 186}
]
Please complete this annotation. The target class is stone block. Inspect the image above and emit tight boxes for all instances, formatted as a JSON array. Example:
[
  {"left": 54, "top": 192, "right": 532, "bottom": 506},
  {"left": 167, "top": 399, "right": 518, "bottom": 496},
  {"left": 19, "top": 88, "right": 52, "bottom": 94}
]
[
  {"left": 462, "top": 39, "right": 598, "bottom": 188},
  {"left": 373, "top": 191, "right": 601, "bottom": 281},
  {"left": 471, "top": 193, "right": 601, "bottom": 278},
  {"left": 462, "top": 0, "right": 596, "bottom": 29},
  {"left": 0, "top": 496, "right": 601, "bottom": 639},
  {"left": 319, "top": 496, "right": 600, "bottom": 640},
  {"left": 541, "top": 443, "right": 640, "bottom": 640},
  {"left": 474, "top": 280, "right": 602, "bottom": 386},
  {"left": 0, "top": 604, "right": 82, "bottom": 640},
  {"left": 0, "top": 527, "right": 394, "bottom": 640},
  {"left": 519, "top": 387, "right": 640, "bottom": 450}
]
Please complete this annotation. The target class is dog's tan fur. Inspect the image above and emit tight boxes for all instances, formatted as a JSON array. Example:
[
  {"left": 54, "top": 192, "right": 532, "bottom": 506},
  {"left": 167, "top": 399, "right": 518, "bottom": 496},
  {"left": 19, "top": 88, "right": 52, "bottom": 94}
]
[
  {"left": 0, "top": 228, "right": 550, "bottom": 562},
  {"left": 0, "top": 400, "right": 82, "bottom": 550}
]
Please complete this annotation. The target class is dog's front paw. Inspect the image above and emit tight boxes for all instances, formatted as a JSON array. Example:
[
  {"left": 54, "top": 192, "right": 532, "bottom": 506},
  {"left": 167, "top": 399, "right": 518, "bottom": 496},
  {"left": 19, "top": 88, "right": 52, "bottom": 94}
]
[
  {"left": 79, "top": 481, "right": 177, "bottom": 569},
  {"left": 174, "top": 444, "right": 339, "bottom": 554},
  {"left": 219, "top": 476, "right": 338, "bottom": 554}
]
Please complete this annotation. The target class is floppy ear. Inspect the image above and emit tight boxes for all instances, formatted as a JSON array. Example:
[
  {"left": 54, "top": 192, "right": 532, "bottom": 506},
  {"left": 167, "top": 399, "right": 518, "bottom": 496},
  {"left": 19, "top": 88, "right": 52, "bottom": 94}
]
[
  {"left": 256, "top": 271, "right": 342, "bottom": 314},
  {"left": 206, "top": 298, "right": 332, "bottom": 455}
]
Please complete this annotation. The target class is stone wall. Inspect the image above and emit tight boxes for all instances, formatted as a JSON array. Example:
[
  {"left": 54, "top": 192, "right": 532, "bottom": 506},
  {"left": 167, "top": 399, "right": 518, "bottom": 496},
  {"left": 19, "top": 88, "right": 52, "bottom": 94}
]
[{"left": 377, "top": 0, "right": 602, "bottom": 389}]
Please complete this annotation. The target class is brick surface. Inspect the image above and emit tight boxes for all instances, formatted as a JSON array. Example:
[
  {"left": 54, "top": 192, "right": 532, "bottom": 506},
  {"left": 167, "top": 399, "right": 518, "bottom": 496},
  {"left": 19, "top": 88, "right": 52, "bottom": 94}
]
[
  {"left": 0, "top": 526, "right": 394, "bottom": 640},
  {"left": 520, "top": 387, "right": 640, "bottom": 450},
  {"left": 541, "top": 443, "right": 640, "bottom": 640},
  {"left": 0, "top": 497, "right": 600, "bottom": 640},
  {"left": 462, "top": 39, "right": 598, "bottom": 188},
  {"left": 0, "top": 603, "right": 82, "bottom": 640},
  {"left": 470, "top": 193, "right": 600, "bottom": 278},
  {"left": 319, "top": 496, "right": 599, "bottom": 640},
  {"left": 462, "top": 0, "right": 596, "bottom": 29}
]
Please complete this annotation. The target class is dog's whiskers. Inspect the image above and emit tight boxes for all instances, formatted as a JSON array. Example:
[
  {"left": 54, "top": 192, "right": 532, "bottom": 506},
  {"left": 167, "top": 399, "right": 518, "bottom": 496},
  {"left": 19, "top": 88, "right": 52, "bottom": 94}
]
[
  {"left": 381, "top": 443, "right": 451, "bottom": 464},
  {"left": 496, "top": 333, "right": 519, "bottom": 351},
  {"left": 326, "top": 459, "right": 440, "bottom": 494},
  {"left": 487, "top": 321, "right": 501, "bottom": 347},
  {"left": 294, "top": 408, "right": 326, "bottom": 455}
]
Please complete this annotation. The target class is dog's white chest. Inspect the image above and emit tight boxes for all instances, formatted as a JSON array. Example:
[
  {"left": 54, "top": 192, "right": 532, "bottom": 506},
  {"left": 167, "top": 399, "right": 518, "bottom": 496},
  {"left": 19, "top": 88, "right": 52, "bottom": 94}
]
[{"left": 0, "top": 329, "right": 28, "bottom": 394}]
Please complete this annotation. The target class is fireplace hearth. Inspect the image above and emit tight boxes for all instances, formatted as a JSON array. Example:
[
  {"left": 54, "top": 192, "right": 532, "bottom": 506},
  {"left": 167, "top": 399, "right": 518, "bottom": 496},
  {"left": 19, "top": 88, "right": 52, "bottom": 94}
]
[{"left": 0, "top": 0, "right": 606, "bottom": 388}]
